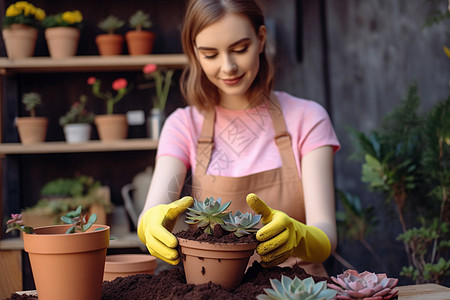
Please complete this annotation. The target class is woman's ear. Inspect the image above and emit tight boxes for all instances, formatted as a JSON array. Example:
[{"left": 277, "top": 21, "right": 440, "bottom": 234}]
[{"left": 257, "top": 25, "right": 267, "bottom": 54}]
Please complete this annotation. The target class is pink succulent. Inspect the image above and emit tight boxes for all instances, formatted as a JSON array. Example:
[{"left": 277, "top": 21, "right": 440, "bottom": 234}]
[
  {"left": 328, "top": 270, "right": 398, "bottom": 300},
  {"left": 87, "top": 76, "right": 97, "bottom": 85},
  {"left": 143, "top": 63, "right": 157, "bottom": 74},
  {"left": 6, "top": 213, "right": 23, "bottom": 225},
  {"left": 112, "top": 78, "right": 128, "bottom": 91}
]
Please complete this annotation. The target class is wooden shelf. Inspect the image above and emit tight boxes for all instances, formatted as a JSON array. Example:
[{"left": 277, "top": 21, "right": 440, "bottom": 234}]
[
  {"left": 0, "top": 139, "right": 158, "bottom": 155},
  {"left": 0, "top": 54, "right": 187, "bottom": 73}
]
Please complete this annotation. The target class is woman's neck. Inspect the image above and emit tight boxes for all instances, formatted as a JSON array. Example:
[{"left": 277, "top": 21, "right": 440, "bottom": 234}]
[{"left": 219, "top": 93, "right": 251, "bottom": 110}]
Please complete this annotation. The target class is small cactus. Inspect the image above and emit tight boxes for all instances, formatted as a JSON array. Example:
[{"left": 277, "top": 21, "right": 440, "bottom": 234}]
[
  {"left": 129, "top": 10, "right": 152, "bottom": 31},
  {"left": 98, "top": 15, "right": 124, "bottom": 34},
  {"left": 22, "top": 92, "right": 42, "bottom": 117},
  {"left": 328, "top": 269, "right": 399, "bottom": 300},
  {"left": 221, "top": 210, "right": 261, "bottom": 237},
  {"left": 185, "top": 196, "right": 231, "bottom": 234},
  {"left": 257, "top": 275, "right": 337, "bottom": 300}
]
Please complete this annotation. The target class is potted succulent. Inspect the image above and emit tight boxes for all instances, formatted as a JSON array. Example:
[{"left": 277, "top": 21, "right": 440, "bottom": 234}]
[
  {"left": 42, "top": 10, "right": 83, "bottom": 58},
  {"left": 87, "top": 76, "right": 131, "bottom": 141},
  {"left": 1, "top": 1, "right": 46, "bottom": 59},
  {"left": 126, "top": 10, "right": 155, "bottom": 55},
  {"left": 142, "top": 63, "right": 174, "bottom": 139},
  {"left": 176, "top": 196, "right": 261, "bottom": 291},
  {"left": 15, "top": 92, "right": 48, "bottom": 144},
  {"left": 59, "top": 95, "right": 94, "bottom": 143},
  {"left": 96, "top": 15, "right": 125, "bottom": 56},
  {"left": 257, "top": 275, "right": 337, "bottom": 300},
  {"left": 6, "top": 206, "right": 110, "bottom": 300}
]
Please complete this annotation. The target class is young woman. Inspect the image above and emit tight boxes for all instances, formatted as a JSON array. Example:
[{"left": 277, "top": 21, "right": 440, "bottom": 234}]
[{"left": 138, "top": 0, "right": 340, "bottom": 276}]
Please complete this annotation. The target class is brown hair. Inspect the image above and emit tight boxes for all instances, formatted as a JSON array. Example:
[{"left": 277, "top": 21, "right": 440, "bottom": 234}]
[{"left": 180, "top": 0, "right": 274, "bottom": 111}]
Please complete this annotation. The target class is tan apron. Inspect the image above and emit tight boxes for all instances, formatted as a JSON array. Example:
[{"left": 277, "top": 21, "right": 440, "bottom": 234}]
[{"left": 191, "top": 96, "right": 327, "bottom": 277}]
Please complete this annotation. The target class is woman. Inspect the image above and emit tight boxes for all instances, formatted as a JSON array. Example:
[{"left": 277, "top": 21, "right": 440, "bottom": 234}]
[{"left": 138, "top": 0, "right": 340, "bottom": 276}]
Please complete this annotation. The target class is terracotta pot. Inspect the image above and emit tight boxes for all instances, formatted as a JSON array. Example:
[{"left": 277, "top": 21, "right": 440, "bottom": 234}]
[
  {"left": 94, "top": 114, "right": 128, "bottom": 141},
  {"left": 178, "top": 238, "right": 257, "bottom": 291},
  {"left": 63, "top": 123, "right": 91, "bottom": 143},
  {"left": 15, "top": 117, "right": 48, "bottom": 144},
  {"left": 23, "top": 224, "right": 110, "bottom": 300},
  {"left": 95, "top": 34, "right": 124, "bottom": 56},
  {"left": 125, "top": 30, "right": 155, "bottom": 55},
  {"left": 45, "top": 27, "right": 80, "bottom": 58},
  {"left": 104, "top": 254, "right": 157, "bottom": 281},
  {"left": 2, "top": 24, "right": 38, "bottom": 59}
]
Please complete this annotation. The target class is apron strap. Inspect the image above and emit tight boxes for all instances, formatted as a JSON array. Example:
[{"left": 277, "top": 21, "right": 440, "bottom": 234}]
[{"left": 195, "top": 94, "right": 299, "bottom": 175}]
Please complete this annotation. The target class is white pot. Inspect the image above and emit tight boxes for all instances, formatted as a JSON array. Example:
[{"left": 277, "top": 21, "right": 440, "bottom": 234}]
[
  {"left": 147, "top": 108, "right": 165, "bottom": 140},
  {"left": 63, "top": 123, "right": 91, "bottom": 143}
]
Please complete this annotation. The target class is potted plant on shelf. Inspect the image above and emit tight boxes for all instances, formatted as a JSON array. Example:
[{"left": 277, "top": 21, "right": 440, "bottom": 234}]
[
  {"left": 59, "top": 95, "right": 94, "bottom": 143},
  {"left": 126, "top": 10, "right": 155, "bottom": 55},
  {"left": 96, "top": 15, "right": 125, "bottom": 56},
  {"left": 1, "top": 1, "right": 46, "bottom": 59},
  {"left": 142, "top": 63, "right": 174, "bottom": 140},
  {"left": 6, "top": 206, "right": 110, "bottom": 300},
  {"left": 42, "top": 9, "right": 83, "bottom": 58},
  {"left": 176, "top": 196, "right": 261, "bottom": 291},
  {"left": 87, "top": 76, "right": 131, "bottom": 141},
  {"left": 15, "top": 92, "right": 48, "bottom": 144}
]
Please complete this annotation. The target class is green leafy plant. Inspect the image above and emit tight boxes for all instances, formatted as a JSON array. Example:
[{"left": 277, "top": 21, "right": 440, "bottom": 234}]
[
  {"left": 22, "top": 92, "right": 42, "bottom": 117},
  {"left": 257, "top": 275, "right": 337, "bottom": 300},
  {"left": 129, "top": 10, "right": 152, "bottom": 31},
  {"left": 221, "top": 210, "right": 261, "bottom": 237},
  {"left": 185, "top": 196, "right": 231, "bottom": 234},
  {"left": 328, "top": 269, "right": 398, "bottom": 300},
  {"left": 142, "top": 64, "right": 174, "bottom": 111},
  {"left": 40, "top": 175, "right": 101, "bottom": 198},
  {"left": 59, "top": 95, "right": 94, "bottom": 126},
  {"left": 3, "top": 1, "right": 46, "bottom": 29},
  {"left": 350, "top": 84, "right": 450, "bottom": 284},
  {"left": 6, "top": 206, "right": 100, "bottom": 235},
  {"left": 98, "top": 15, "right": 124, "bottom": 34},
  {"left": 42, "top": 10, "right": 83, "bottom": 29}
]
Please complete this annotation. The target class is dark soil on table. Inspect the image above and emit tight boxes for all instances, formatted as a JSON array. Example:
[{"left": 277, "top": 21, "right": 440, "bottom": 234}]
[{"left": 6, "top": 227, "right": 331, "bottom": 300}]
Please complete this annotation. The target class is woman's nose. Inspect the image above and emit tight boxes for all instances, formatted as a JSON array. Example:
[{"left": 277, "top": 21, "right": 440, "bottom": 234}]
[{"left": 221, "top": 55, "right": 237, "bottom": 74}]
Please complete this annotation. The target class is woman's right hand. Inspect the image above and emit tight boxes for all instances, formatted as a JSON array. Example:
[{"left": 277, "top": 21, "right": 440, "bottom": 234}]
[{"left": 138, "top": 196, "right": 194, "bottom": 265}]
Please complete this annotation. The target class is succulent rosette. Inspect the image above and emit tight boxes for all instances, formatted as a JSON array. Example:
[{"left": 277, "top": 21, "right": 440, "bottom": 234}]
[{"left": 328, "top": 269, "right": 398, "bottom": 300}]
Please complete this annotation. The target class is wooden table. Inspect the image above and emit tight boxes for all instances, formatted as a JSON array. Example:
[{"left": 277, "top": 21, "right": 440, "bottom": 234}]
[{"left": 397, "top": 284, "right": 450, "bottom": 299}]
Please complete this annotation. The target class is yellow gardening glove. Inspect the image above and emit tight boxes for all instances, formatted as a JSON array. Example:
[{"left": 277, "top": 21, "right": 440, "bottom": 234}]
[
  {"left": 138, "top": 196, "right": 194, "bottom": 265},
  {"left": 246, "top": 193, "right": 330, "bottom": 267}
]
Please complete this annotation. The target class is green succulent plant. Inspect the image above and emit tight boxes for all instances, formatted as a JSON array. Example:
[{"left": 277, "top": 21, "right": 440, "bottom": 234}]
[
  {"left": 328, "top": 269, "right": 398, "bottom": 300},
  {"left": 185, "top": 196, "right": 231, "bottom": 234},
  {"left": 129, "top": 10, "right": 152, "bottom": 31},
  {"left": 257, "top": 275, "right": 337, "bottom": 300},
  {"left": 221, "top": 210, "right": 261, "bottom": 237},
  {"left": 22, "top": 92, "right": 42, "bottom": 117},
  {"left": 98, "top": 15, "right": 124, "bottom": 34}
]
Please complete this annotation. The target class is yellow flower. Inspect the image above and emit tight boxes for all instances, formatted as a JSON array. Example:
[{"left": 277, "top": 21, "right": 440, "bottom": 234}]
[
  {"left": 5, "top": 5, "right": 21, "bottom": 17},
  {"left": 35, "top": 8, "right": 46, "bottom": 21},
  {"left": 62, "top": 10, "right": 83, "bottom": 24}
]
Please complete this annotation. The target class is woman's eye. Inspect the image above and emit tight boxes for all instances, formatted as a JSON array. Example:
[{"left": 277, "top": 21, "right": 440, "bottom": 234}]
[
  {"left": 202, "top": 52, "right": 217, "bottom": 59},
  {"left": 233, "top": 47, "right": 248, "bottom": 54}
]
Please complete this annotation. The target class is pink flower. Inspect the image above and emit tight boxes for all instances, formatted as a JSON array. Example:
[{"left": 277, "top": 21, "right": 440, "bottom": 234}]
[
  {"left": 143, "top": 64, "right": 157, "bottom": 74},
  {"left": 7, "top": 213, "right": 23, "bottom": 225},
  {"left": 87, "top": 76, "right": 97, "bottom": 85},
  {"left": 112, "top": 78, "right": 128, "bottom": 91}
]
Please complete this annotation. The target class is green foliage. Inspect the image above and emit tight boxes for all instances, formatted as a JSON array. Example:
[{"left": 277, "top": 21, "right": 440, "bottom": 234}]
[
  {"left": 61, "top": 206, "right": 97, "bottom": 233},
  {"left": 221, "top": 210, "right": 261, "bottom": 237},
  {"left": 256, "top": 276, "right": 336, "bottom": 300},
  {"left": 59, "top": 95, "right": 94, "bottom": 126},
  {"left": 40, "top": 175, "right": 100, "bottom": 198},
  {"left": 185, "top": 196, "right": 231, "bottom": 234},
  {"left": 22, "top": 92, "right": 42, "bottom": 117},
  {"left": 129, "top": 10, "right": 152, "bottom": 30},
  {"left": 423, "top": 0, "right": 450, "bottom": 27},
  {"left": 98, "top": 15, "right": 124, "bottom": 34}
]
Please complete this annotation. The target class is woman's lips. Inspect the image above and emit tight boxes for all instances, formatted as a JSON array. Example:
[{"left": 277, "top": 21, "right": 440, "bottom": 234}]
[{"left": 222, "top": 74, "right": 244, "bottom": 85}]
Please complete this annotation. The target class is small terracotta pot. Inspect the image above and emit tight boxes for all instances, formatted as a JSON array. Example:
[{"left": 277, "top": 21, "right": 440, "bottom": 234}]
[
  {"left": 178, "top": 238, "right": 258, "bottom": 291},
  {"left": 15, "top": 117, "right": 48, "bottom": 144},
  {"left": 23, "top": 224, "right": 110, "bottom": 300},
  {"left": 96, "top": 34, "right": 124, "bottom": 56},
  {"left": 94, "top": 114, "right": 128, "bottom": 141},
  {"left": 104, "top": 254, "right": 157, "bottom": 281},
  {"left": 2, "top": 24, "right": 38, "bottom": 59},
  {"left": 45, "top": 27, "right": 80, "bottom": 58},
  {"left": 125, "top": 30, "right": 155, "bottom": 55}
]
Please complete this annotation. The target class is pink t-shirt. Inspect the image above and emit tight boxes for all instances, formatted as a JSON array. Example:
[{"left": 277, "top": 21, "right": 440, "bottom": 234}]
[{"left": 157, "top": 91, "right": 340, "bottom": 177}]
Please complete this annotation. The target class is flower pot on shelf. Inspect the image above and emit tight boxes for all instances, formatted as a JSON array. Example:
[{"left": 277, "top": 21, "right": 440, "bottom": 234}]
[
  {"left": 45, "top": 27, "right": 80, "bottom": 58},
  {"left": 147, "top": 108, "right": 164, "bottom": 140},
  {"left": 126, "top": 30, "right": 155, "bottom": 55},
  {"left": 104, "top": 254, "right": 157, "bottom": 281},
  {"left": 15, "top": 117, "right": 48, "bottom": 144},
  {"left": 23, "top": 224, "right": 110, "bottom": 300},
  {"left": 96, "top": 34, "right": 124, "bottom": 56},
  {"left": 63, "top": 123, "right": 91, "bottom": 143},
  {"left": 178, "top": 238, "right": 258, "bottom": 291},
  {"left": 95, "top": 114, "right": 128, "bottom": 141},
  {"left": 2, "top": 24, "right": 38, "bottom": 59}
]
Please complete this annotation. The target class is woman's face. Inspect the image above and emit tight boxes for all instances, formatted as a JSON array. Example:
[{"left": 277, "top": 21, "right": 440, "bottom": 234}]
[{"left": 194, "top": 13, "right": 266, "bottom": 104}]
